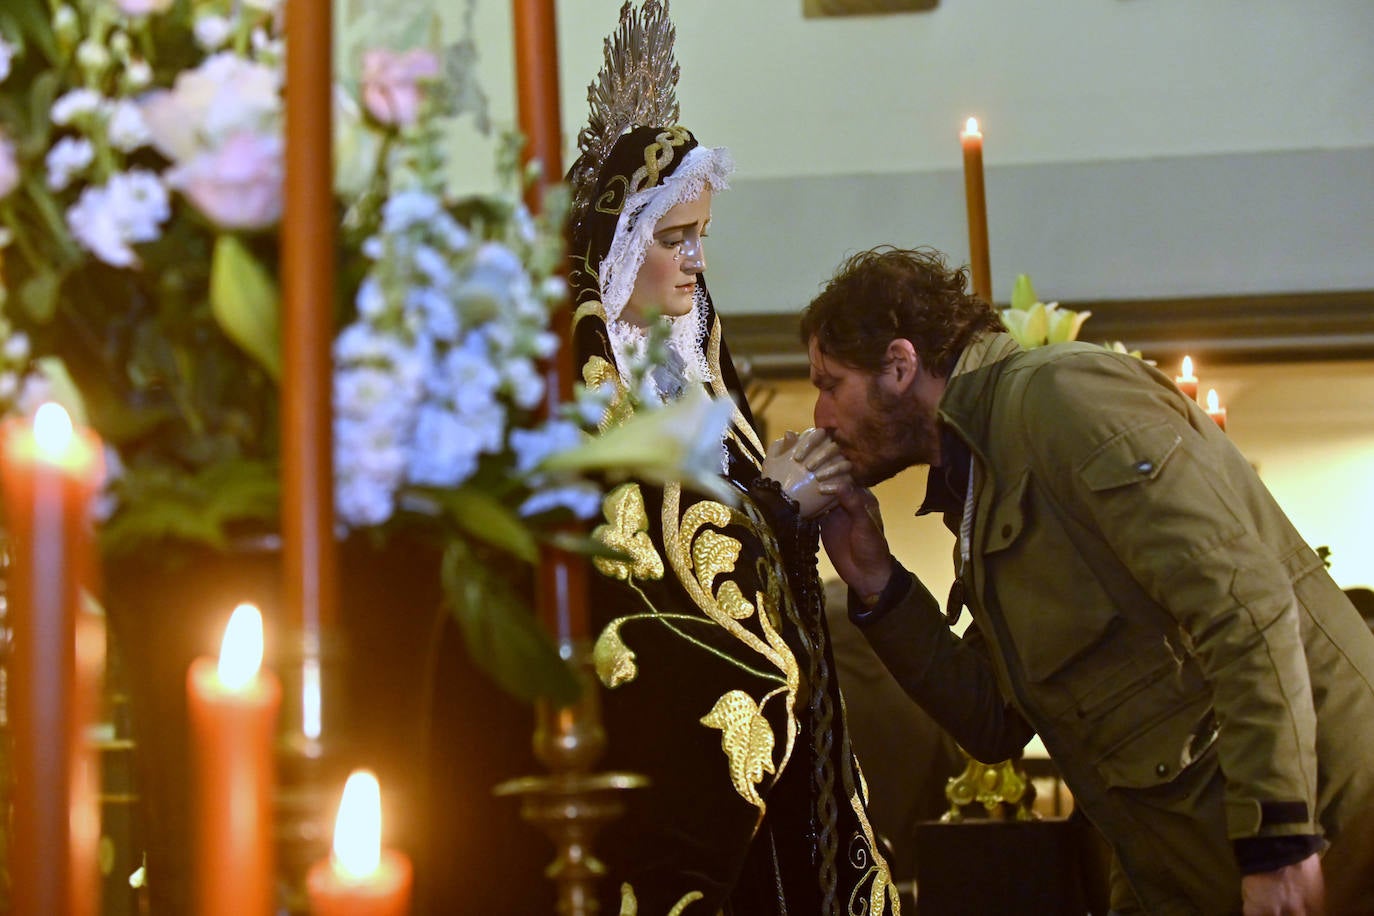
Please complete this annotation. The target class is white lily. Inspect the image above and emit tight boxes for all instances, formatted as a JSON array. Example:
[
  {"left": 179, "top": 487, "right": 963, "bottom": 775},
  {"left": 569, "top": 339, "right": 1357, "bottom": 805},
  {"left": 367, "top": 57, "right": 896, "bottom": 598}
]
[{"left": 539, "top": 387, "right": 738, "bottom": 505}]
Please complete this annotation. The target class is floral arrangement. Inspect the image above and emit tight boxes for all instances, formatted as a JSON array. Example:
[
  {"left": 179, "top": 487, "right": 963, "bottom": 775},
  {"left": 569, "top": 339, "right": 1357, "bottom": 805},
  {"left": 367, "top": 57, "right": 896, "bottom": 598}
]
[
  {"left": 0, "top": 0, "right": 730, "bottom": 699},
  {"left": 999, "top": 273, "right": 1148, "bottom": 361}
]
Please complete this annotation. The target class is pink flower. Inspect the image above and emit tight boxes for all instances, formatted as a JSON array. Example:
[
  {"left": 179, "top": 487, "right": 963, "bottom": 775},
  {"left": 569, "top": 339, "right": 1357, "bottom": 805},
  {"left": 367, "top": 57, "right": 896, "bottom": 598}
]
[
  {"left": 360, "top": 49, "right": 440, "bottom": 128},
  {"left": 167, "top": 131, "right": 283, "bottom": 230},
  {"left": 0, "top": 132, "right": 18, "bottom": 200}
]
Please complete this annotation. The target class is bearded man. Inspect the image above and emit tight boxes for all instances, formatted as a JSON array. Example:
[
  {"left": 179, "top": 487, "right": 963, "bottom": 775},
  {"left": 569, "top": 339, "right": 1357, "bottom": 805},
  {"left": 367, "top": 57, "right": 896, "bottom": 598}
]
[{"left": 800, "top": 245, "right": 1374, "bottom": 915}]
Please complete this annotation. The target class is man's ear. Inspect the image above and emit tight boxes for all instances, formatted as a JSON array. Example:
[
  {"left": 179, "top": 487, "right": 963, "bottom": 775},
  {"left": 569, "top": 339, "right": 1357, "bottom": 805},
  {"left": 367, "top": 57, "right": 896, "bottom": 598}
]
[{"left": 883, "top": 339, "right": 920, "bottom": 393}]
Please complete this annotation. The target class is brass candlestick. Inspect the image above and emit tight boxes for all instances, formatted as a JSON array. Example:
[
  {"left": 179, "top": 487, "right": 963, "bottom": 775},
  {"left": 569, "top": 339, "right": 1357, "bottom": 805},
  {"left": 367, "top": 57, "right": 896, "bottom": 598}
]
[
  {"left": 941, "top": 751, "right": 1037, "bottom": 823},
  {"left": 495, "top": 642, "right": 646, "bottom": 916},
  {"left": 273, "top": 627, "right": 348, "bottom": 914}
]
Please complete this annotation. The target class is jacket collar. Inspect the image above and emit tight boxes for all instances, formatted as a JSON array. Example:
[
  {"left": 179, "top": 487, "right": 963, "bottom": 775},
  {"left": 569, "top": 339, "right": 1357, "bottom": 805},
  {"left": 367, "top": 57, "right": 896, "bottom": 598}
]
[
  {"left": 936, "top": 330, "right": 1022, "bottom": 452},
  {"left": 915, "top": 331, "right": 1021, "bottom": 518}
]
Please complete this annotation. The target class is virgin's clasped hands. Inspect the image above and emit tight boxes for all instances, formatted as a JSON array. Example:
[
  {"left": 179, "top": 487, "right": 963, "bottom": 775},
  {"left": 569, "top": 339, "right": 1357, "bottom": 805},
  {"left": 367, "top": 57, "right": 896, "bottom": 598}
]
[{"left": 762, "top": 427, "right": 853, "bottom": 519}]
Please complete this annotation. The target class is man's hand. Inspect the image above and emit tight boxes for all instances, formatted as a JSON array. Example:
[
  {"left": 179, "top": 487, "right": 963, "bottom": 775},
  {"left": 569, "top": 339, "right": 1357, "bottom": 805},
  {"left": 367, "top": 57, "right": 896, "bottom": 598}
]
[
  {"left": 1241, "top": 853, "right": 1325, "bottom": 915},
  {"left": 819, "top": 484, "right": 893, "bottom": 599}
]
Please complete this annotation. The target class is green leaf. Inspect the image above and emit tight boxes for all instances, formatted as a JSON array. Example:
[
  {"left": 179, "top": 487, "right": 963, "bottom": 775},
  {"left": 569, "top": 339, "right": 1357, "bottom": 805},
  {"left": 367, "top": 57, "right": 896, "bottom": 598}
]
[
  {"left": 100, "top": 460, "right": 280, "bottom": 556},
  {"left": 18, "top": 270, "right": 60, "bottom": 322},
  {"left": 1010, "top": 273, "right": 1038, "bottom": 312},
  {"left": 441, "top": 540, "right": 579, "bottom": 704},
  {"left": 431, "top": 486, "right": 539, "bottom": 563},
  {"left": 210, "top": 235, "right": 281, "bottom": 381},
  {"left": 543, "top": 530, "right": 633, "bottom": 564},
  {"left": 1, "top": 0, "right": 59, "bottom": 64}
]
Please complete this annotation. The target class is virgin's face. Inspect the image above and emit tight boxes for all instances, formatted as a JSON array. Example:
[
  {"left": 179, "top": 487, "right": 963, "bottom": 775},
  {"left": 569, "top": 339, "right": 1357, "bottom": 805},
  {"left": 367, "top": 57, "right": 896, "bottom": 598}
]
[{"left": 623, "top": 189, "right": 712, "bottom": 325}]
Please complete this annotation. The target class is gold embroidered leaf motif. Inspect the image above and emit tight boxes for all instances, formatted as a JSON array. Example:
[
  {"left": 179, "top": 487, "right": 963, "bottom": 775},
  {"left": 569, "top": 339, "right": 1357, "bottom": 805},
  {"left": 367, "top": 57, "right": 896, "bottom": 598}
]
[
  {"left": 617, "top": 883, "right": 704, "bottom": 916},
  {"left": 700, "top": 690, "right": 776, "bottom": 809},
  {"left": 581, "top": 353, "right": 633, "bottom": 431},
  {"left": 593, "top": 483, "right": 664, "bottom": 582},
  {"left": 691, "top": 528, "right": 747, "bottom": 616},
  {"left": 593, "top": 620, "right": 638, "bottom": 688},
  {"left": 715, "top": 580, "right": 753, "bottom": 620}
]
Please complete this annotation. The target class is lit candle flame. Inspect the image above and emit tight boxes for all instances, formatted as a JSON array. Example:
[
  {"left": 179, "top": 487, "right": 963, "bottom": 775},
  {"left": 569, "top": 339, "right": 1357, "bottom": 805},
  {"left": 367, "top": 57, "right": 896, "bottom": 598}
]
[
  {"left": 963, "top": 117, "right": 981, "bottom": 137},
  {"left": 1206, "top": 388, "right": 1221, "bottom": 412},
  {"left": 1181, "top": 355, "right": 1195, "bottom": 379},
  {"left": 33, "top": 402, "right": 75, "bottom": 459},
  {"left": 332, "top": 770, "right": 382, "bottom": 879},
  {"left": 218, "top": 603, "right": 264, "bottom": 690}
]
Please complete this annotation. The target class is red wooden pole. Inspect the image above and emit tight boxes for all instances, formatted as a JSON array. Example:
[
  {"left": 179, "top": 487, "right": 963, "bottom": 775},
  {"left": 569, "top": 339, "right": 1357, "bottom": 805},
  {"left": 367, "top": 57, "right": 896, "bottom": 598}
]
[
  {"left": 282, "top": 0, "right": 337, "bottom": 681},
  {"left": 511, "top": 0, "right": 588, "bottom": 647}
]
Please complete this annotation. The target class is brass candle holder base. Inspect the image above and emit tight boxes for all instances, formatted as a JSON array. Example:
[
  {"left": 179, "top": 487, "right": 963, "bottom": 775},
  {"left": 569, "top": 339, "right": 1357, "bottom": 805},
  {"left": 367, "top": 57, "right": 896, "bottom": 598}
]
[
  {"left": 496, "top": 641, "right": 646, "bottom": 916},
  {"left": 941, "top": 752, "right": 1037, "bottom": 822},
  {"left": 495, "top": 770, "right": 648, "bottom": 916},
  {"left": 273, "top": 627, "right": 349, "bottom": 914}
]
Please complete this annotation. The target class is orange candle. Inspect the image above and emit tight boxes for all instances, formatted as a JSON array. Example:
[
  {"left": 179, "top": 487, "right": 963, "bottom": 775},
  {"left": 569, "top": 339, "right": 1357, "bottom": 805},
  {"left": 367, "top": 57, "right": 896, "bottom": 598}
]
[
  {"left": 960, "top": 116, "right": 992, "bottom": 302},
  {"left": 308, "top": 770, "right": 413, "bottom": 915},
  {"left": 187, "top": 603, "right": 280, "bottom": 916},
  {"left": 1204, "top": 389, "right": 1228, "bottom": 432},
  {"left": 0, "top": 403, "right": 103, "bottom": 916},
  {"left": 1175, "top": 356, "right": 1199, "bottom": 402}
]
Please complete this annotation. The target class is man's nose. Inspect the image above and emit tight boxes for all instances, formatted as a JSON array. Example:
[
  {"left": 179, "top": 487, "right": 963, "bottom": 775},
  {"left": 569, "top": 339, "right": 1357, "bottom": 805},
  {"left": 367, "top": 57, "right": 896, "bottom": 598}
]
[{"left": 813, "top": 398, "right": 833, "bottom": 431}]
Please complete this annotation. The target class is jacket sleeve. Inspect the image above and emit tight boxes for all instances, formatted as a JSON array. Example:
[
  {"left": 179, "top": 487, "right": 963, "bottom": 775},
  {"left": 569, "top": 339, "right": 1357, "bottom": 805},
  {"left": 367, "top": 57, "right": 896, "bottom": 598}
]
[
  {"left": 1021, "top": 353, "right": 1320, "bottom": 843},
  {"left": 851, "top": 561, "right": 1034, "bottom": 763}
]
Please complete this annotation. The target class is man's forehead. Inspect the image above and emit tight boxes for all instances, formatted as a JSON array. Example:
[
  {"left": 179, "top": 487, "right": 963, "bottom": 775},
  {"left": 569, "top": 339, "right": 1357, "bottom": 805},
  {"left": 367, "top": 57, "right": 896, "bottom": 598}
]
[{"left": 807, "top": 345, "right": 846, "bottom": 383}]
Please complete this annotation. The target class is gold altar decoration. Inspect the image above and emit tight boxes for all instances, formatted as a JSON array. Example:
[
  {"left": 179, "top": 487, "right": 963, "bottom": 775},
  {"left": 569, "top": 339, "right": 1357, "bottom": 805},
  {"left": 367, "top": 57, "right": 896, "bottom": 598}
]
[{"left": 941, "top": 753, "right": 1037, "bottom": 823}]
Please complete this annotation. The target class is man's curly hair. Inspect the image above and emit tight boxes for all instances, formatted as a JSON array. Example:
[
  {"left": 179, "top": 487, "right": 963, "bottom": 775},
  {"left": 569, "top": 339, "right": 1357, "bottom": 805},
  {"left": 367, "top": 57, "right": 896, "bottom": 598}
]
[{"left": 799, "top": 246, "right": 1003, "bottom": 377}]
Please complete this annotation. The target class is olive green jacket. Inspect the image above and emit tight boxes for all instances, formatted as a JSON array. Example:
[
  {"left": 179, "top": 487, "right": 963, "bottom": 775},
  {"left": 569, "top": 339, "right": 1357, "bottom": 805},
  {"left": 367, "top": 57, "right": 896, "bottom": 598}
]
[{"left": 859, "top": 331, "right": 1374, "bottom": 913}]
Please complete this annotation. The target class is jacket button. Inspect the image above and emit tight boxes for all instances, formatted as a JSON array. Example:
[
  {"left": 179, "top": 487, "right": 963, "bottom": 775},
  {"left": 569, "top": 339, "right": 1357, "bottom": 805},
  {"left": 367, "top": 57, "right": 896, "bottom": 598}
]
[
  {"left": 1155, "top": 762, "right": 1169, "bottom": 777},
  {"left": 1001, "top": 524, "right": 1013, "bottom": 539},
  {"left": 1135, "top": 460, "right": 1154, "bottom": 474}
]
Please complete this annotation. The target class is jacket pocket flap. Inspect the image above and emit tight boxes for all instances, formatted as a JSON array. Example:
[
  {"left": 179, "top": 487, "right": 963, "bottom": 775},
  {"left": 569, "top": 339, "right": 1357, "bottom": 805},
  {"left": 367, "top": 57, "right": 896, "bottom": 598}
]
[
  {"left": 983, "top": 470, "right": 1029, "bottom": 556},
  {"left": 1093, "top": 699, "right": 1214, "bottom": 789},
  {"left": 1079, "top": 422, "right": 1182, "bottom": 492}
]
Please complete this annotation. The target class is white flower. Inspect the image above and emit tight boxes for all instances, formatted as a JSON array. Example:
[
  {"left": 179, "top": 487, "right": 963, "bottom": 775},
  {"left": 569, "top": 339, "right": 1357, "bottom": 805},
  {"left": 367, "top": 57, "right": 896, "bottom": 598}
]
[
  {"left": 0, "top": 372, "right": 18, "bottom": 402},
  {"left": 75, "top": 40, "right": 111, "bottom": 75},
  {"left": 140, "top": 53, "right": 281, "bottom": 162},
  {"left": 503, "top": 357, "right": 545, "bottom": 410},
  {"left": 443, "top": 340, "right": 501, "bottom": 413},
  {"left": 51, "top": 89, "right": 104, "bottom": 127},
  {"left": 381, "top": 190, "right": 441, "bottom": 233},
  {"left": 0, "top": 132, "right": 18, "bottom": 200},
  {"left": 0, "top": 36, "right": 15, "bottom": 84},
  {"left": 193, "top": 15, "right": 232, "bottom": 51},
  {"left": 406, "top": 405, "right": 481, "bottom": 488},
  {"left": 334, "top": 365, "right": 414, "bottom": 424},
  {"left": 124, "top": 58, "right": 152, "bottom": 90},
  {"left": 520, "top": 481, "right": 603, "bottom": 519},
  {"left": 114, "top": 0, "right": 175, "bottom": 16},
  {"left": 66, "top": 169, "right": 170, "bottom": 267},
  {"left": 3, "top": 332, "right": 30, "bottom": 361},
  {"left": 46, "top": 137, "right": 95, "bottom": 191},
  {"left": 335, "top": 472, "right": 397, "bottom": 528},
  {"left": 107, "top": 99, "right": 151, "bottom": 152},
  {"left": 510, "top": 420, "right": 584, "bottom": 475}
]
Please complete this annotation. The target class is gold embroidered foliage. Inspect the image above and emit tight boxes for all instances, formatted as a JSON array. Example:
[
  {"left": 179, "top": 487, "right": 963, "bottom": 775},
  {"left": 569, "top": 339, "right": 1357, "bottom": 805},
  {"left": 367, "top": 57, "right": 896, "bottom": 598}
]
[
  {"left": 594, "top": 620, "right": 639, "bottom": 688},
  {"left": 700, "top": 690, "right": 777, "bottom": 810},
  {"left": 581, "top": 352, "right": 634, "bottom": 432},
  {"left": 616, "top": 884, "right": 705, "bottom": 916},
  {"left": 690, "top": 528, "right": 750, "bottom": 619},
  {"left": 593, "top": 483, "right": 665, "bottom": 582}
]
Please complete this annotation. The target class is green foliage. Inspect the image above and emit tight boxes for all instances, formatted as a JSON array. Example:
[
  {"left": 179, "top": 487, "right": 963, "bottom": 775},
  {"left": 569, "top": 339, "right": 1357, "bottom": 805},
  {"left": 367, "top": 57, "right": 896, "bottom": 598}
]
[
  {"left": 209, "top": 235, "right": 281, "bottom": 380},
  {"left": 442, "top": 538, "right": 579, "bottom": 704}
]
